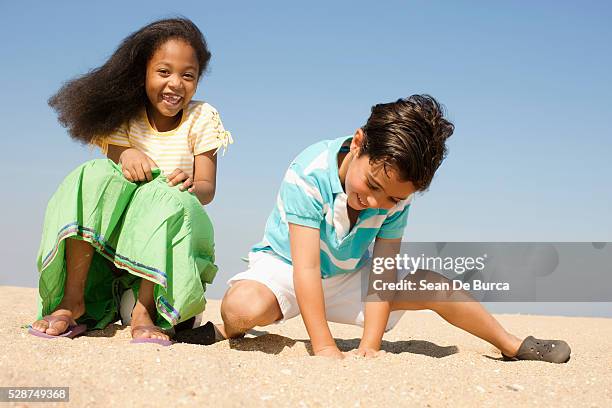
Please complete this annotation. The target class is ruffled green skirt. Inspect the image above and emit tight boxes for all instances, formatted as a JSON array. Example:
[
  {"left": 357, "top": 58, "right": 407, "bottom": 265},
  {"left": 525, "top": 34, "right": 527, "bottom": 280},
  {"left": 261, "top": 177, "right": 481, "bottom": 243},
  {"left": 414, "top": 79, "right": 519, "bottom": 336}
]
[{"left": 36, "top": 159, "right": 217, "bottom": 330}]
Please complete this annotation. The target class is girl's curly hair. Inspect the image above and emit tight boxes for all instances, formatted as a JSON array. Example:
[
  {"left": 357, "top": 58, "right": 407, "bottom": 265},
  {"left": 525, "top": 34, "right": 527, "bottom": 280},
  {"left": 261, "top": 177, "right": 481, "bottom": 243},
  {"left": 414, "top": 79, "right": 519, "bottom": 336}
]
[
  {"left": 49, "top": 17, "right": 211, "bottom": 144},
  {"left": 360, "top": 94, "right": 455, "bottom": 191}
]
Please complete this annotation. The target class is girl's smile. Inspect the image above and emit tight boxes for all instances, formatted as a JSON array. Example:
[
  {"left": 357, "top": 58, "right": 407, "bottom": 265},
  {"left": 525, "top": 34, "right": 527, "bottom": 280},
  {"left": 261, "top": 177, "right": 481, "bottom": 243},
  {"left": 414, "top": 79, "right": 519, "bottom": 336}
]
[{"left": 161, "top": 92, "right": 183, "bottom": 107}]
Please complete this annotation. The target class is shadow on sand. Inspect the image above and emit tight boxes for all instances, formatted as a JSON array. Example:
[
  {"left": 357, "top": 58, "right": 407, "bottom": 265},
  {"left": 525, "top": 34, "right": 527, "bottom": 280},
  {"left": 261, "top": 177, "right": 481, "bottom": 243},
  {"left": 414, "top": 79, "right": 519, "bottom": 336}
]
[
  {"left": 84, "top": 323, "right": 123, "bottom": 338},
  {"left": 228, "top": 330, "right": 458, "bottom": 358}
]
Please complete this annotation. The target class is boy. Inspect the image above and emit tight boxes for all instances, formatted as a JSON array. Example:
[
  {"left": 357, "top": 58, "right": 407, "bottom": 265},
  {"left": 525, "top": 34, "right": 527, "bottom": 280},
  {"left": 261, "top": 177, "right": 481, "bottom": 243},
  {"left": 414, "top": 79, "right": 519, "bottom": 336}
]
[{"left": 215, "top": 95, "right": 570, "bottom": 362}]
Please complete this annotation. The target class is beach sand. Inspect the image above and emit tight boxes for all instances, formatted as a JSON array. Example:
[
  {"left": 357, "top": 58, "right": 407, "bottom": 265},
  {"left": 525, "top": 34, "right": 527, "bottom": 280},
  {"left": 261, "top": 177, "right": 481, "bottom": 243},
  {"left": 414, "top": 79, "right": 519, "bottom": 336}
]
[{"left": 1, "top": 285, "right": 610, "bottom": 407}]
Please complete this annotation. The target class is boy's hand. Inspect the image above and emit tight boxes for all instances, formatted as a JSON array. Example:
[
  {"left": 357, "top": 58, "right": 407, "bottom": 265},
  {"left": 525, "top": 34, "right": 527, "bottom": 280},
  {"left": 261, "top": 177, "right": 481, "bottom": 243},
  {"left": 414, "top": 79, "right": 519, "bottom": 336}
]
[
  {"left": 314, "top": 345, "right": 346, "bottom": 359},
  {"left": 119, "top": 148, "right": 158, "bottom": 182},
  {"left": 167, "top": 168, "right": 195, "bottom": 192},
  {"left": 351, "top": 347, "right": 386, "bottom": 358}
]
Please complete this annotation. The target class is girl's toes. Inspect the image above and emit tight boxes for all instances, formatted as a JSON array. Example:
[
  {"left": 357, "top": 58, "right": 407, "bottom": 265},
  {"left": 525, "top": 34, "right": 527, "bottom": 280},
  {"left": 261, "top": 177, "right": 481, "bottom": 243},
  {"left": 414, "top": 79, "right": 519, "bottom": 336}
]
[
  {"left": 46, "top": 323, "right": 66, "bottom": 336},
  {"left": 155, "top": 333, "right": 169, "bottom": 340},
  {"left": 134, "top": 329, "right": 152, "bottom": 339},
  {"left": 31, "top": 320, "right": 48, "bottom": 332}
]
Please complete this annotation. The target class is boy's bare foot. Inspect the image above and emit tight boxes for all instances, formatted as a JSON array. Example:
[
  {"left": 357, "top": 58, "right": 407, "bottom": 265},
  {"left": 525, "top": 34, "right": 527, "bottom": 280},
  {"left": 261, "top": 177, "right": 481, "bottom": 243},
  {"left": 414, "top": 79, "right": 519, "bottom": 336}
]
[
  {"left": 30, "top": 299, "right": 85, "bottom": 336},
  {"left": 130, "top": 300, "right": 169, "bottom": 341},
  {"left": 215, "top": 323, "right": 228, "bottom": 339}
]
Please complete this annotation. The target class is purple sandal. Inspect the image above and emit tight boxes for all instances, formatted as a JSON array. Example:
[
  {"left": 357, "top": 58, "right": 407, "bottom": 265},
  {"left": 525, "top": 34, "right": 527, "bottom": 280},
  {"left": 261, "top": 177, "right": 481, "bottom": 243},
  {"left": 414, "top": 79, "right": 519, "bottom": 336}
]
[
  {"left": 28, "top": 315, "right": 87, "bottom": 339},
  {"left": 131, "top": 325, "right": 173, "bottom": 346}
]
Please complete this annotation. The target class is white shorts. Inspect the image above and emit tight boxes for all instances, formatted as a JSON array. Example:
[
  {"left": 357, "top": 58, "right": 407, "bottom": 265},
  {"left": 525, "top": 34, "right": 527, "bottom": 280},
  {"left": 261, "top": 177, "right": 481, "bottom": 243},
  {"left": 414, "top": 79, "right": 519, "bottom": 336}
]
[{"left": 227, "top": 251, "right": 406, "bottom": 331}]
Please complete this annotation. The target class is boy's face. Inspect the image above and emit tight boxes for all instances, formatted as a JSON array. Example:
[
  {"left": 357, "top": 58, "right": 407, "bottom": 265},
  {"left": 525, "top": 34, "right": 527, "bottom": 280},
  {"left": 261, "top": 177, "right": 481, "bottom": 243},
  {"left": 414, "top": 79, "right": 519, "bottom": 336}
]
[{"left": 344, "top": 129, "right": 416, "bottom": 210}]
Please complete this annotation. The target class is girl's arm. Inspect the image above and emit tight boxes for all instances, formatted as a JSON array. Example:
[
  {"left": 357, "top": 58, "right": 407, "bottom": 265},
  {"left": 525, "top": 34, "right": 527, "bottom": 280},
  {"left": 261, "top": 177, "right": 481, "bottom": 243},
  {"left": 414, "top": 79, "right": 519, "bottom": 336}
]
[
  {"left": 106, "top": 144, "right": 129, "bottom": 164},
  {"left": 107, "top": 144, "right": 158, "bottom": 182},
  {"left": 190, "top": 150, "right": 217, "bottom": 205}
]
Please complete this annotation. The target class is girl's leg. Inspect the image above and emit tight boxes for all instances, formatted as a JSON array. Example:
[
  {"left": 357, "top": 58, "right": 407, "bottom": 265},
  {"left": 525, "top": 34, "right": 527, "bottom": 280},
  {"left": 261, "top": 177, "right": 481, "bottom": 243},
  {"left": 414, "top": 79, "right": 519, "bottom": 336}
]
[
  {"left": 391, "top": 271, "right": 522, "bottom": 357},
  {"left": 31, "top": 238, "right": 92, "bottom": 335},
  {"left": 130, "top": 278, "right": 169, "bottom": 341}
]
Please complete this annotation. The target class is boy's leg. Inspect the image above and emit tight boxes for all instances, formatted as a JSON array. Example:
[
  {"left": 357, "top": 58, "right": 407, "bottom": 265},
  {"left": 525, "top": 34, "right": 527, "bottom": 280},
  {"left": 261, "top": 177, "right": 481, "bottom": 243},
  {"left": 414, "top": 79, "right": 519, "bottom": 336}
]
[
  {"left": 220, "top": 280, "right": 283, "bottom": 338},
  {"left": 31, "top": 238, "right": 92, "bottom": 335},
  {"left": 391, "top": 270, "right": 522, "bottom": 356},
  {"left": 392, "top": 299, "right": 522, "bottom": 357}
]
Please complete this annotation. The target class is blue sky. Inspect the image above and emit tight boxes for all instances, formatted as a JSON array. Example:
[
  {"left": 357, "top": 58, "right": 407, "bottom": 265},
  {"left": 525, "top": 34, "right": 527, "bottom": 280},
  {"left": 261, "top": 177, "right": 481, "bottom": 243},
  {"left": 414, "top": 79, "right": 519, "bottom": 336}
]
[{"left": 1, "top": 1, "right": 610, "bottom": 316}]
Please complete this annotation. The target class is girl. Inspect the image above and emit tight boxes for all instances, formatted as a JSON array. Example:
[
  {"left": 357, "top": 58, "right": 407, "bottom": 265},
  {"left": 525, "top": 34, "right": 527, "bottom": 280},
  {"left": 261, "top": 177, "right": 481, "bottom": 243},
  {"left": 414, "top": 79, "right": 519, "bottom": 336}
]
[{"left": 29, "top": 18, "right": 233, "bottom": 345}]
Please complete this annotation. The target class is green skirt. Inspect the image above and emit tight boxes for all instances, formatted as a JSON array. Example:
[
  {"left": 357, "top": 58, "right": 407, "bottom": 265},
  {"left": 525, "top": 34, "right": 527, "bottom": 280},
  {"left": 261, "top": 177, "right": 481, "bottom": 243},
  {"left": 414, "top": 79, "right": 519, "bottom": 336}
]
[{"left": 36, "top": 159, "right": 217, "bottom": 330}]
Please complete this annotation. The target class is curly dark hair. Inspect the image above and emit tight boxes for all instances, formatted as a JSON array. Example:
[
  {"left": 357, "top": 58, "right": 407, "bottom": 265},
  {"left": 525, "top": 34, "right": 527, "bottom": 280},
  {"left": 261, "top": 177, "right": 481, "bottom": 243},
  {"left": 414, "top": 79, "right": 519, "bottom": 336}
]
[
  {"left": 360, "top": 94, "right": 455, "bottom": 191},
  {"left": 48, "top": 17, "right": 211, "bottom": 144}
]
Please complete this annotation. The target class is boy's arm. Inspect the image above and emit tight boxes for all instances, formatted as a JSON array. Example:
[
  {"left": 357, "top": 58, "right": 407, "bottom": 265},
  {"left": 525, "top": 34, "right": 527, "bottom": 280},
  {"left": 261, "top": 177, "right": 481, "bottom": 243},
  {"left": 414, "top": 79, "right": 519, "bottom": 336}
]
[
  {"left": 358, "top": 237, "right": 402, "bottom": 356},
  {"left": 289, "top": 223, "right": 344, "bottom": 359}
]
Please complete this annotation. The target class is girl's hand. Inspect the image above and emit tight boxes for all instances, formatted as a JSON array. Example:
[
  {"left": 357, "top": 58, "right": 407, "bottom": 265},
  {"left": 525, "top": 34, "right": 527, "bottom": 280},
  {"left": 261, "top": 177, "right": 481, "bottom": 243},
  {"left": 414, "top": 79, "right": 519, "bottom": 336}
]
[
  {"left": 119, "top": 148, "right": 158, "bottom": 182},
  {"left": 167, "top": 168, "right": 195, "bottom": 192}
]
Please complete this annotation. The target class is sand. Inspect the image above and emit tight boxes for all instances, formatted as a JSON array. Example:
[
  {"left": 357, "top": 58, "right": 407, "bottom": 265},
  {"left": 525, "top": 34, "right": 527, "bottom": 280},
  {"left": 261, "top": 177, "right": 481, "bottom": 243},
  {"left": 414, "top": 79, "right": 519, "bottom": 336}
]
[{"left": 1, "top": 286, "right": 611, "bottom": 407}]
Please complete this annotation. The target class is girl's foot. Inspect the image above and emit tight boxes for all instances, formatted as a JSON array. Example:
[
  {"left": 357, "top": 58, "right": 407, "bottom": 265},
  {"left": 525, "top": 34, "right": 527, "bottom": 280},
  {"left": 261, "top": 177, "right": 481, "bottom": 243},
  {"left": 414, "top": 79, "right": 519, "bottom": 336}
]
[
  {"left": 30, "top": 299, "right": 85, "bottom": 336},
  {"left": 130, "top": 300, "right": 169, "bottom": 341}
]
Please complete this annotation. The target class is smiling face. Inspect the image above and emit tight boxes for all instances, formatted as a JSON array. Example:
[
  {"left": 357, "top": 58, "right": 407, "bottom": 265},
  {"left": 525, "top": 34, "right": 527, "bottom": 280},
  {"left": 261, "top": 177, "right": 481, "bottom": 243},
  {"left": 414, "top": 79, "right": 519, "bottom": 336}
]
[
  {"left": 145, "top": 38, "right": 199, "bottom": 131},
  {"left": 341, "top": 129, "right": 416, "bottom": 210}
]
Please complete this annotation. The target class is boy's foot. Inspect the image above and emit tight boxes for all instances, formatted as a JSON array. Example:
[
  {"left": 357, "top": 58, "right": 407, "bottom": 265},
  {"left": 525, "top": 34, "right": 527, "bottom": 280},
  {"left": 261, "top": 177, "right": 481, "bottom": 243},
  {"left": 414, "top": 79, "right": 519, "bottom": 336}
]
[
  {"left": 30, "top": 300, "right": 85, "bottom": 336},
  {"left": 173, "top": 316, "right": 197, "bottom": 332},
  {"left": 173, "top": 321, "right": 226, "bottom": 345},
  {"left": 502, "top": 336, "right": 571, "bottom": 363},
  {"left": 130, "top": 301, "right": 170, "bottom": 342}
]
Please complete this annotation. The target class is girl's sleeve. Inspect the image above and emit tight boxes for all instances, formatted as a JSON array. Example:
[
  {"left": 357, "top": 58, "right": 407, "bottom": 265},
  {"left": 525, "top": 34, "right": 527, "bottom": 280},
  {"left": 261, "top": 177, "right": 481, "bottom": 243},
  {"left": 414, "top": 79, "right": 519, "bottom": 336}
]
[
  {"left": 191, "top": 104, "right": 234, "bottom": 156},
  {"left": 92, "top": 124, "right": 131, "bottom": 155}
]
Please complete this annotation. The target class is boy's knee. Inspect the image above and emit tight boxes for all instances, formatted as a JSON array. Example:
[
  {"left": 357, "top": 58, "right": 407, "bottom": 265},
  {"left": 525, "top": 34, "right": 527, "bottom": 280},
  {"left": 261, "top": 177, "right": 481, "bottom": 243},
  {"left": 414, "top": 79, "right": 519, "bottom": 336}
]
[{"left": 221, "top": 281, "right": 279, "bottom": 328}]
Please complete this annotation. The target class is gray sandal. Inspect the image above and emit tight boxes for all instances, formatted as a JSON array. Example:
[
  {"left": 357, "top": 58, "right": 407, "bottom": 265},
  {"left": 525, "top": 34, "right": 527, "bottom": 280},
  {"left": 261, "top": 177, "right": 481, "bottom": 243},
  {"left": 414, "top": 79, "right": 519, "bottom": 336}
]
[{"left": 502, "top": 335, "right": 571, "bottom": 363}]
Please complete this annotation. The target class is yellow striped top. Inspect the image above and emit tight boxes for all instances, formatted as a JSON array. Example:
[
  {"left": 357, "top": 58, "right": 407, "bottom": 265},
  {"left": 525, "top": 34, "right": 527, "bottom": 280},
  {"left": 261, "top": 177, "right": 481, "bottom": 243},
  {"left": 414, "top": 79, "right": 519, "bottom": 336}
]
[{"left": 95, "top": 101, "right": 233, "bottom": 178}]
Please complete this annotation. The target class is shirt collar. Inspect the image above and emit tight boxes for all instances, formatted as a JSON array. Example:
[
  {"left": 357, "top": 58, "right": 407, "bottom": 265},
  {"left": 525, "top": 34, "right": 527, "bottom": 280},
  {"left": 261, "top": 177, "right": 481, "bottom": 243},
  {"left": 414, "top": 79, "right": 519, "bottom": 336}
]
[{"left": 328, "top": 135, "right": 353, "bottom": 194}]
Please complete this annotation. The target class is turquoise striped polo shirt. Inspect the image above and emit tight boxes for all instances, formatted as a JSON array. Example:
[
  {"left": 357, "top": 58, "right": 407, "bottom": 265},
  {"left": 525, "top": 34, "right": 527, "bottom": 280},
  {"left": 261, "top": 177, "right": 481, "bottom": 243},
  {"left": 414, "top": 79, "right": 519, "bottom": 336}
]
[{"left": 251, "top": 135, "right": 412, "bottom": 278}]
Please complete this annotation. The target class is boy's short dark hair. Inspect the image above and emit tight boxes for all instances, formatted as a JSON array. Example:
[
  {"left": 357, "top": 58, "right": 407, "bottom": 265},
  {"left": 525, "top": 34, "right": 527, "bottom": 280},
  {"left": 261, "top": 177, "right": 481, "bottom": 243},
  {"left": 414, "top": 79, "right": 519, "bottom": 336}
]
[{"left": 360, "top": 94, "right": 454, "bottom": 191}]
